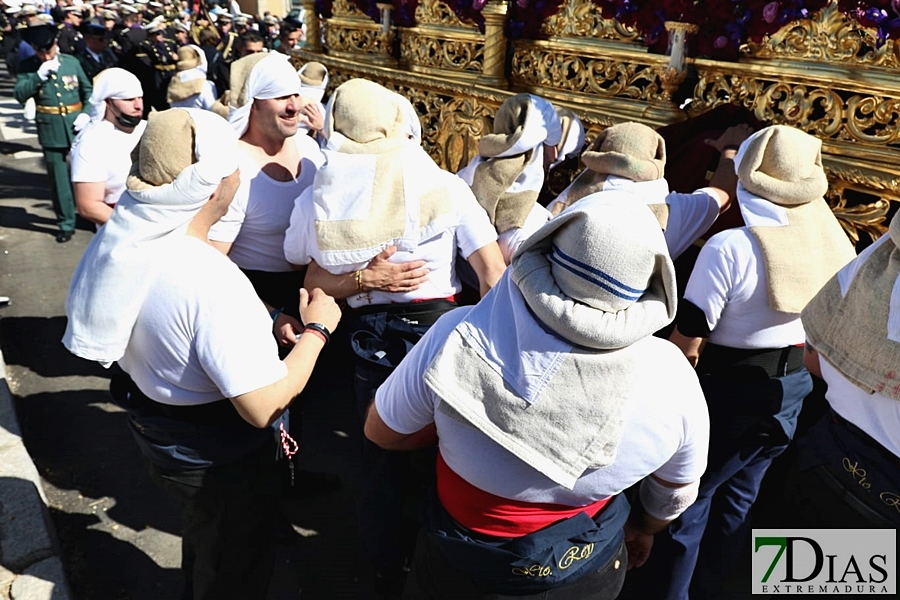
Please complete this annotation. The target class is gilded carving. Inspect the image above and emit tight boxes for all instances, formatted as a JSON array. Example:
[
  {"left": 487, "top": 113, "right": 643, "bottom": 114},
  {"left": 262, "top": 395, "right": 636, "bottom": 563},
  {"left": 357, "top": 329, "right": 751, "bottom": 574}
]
[
  {"left": 331, "top": 0, "right": 365, "bottom": 18},
  {"left": 745, "top": 2, "right": 900, "bottom": 69},
  {"left": 323, "top": 24, "right": 393, "bottom": 56},
  {"left": 400, "top": 32, "right": 483, "bottom": 74},
  {"left": 512, "top": 46, "right": 664, "bottom": 102},
  {"left": 542, "top": 0, "right": 640, "bottom": 42},
  {"left": 302, "top": 0, "right": 900, "bottom": 240},
  {"left": 690, "top": 73, "right": 900, "bottom": 148},
  {"left": 415, "top": 0, "right": 470, "bottom": 28}
]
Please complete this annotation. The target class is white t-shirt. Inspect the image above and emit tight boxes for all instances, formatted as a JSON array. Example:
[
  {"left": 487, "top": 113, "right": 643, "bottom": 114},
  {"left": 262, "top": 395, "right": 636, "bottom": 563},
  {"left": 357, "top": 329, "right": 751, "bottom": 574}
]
[
  {"left": 547, "top": 187, "right": 720, "bottom": 260},
  {"left": 69, "top": 119, "right": 147, "bottom": 207},
  {"left": 284, "top": 173, "right": 498, "bottom": 308},
  {"left": 118, "top": 237, "right": 287, "bottom": 406},
  {"left": 814, "top": 235, "right": 900, "bottom": 458},
  {"left": 498, "top": 203, "right": 551, "bottom": 264},
  {"left": 684, "top": 227, "right": 805, "bottom": 348},
  {"left": 209, "top": 135, "right": 325, "bottom": 272},
  {"left": 375, "top": 307, "right": 709, "bottom": 506}
]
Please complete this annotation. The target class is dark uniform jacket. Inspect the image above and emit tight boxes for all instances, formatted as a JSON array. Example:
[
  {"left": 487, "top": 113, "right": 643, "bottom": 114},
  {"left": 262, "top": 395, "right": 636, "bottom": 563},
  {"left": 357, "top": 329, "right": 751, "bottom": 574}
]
[
  {"left": 14, "top": 53, "right": 91, "bottom": 149},
  {"left": 57, "top": 23, "right": 85, "bottom": 55},
  {"left": 76, "top": 47, "right": 118, "bottom": 81}
]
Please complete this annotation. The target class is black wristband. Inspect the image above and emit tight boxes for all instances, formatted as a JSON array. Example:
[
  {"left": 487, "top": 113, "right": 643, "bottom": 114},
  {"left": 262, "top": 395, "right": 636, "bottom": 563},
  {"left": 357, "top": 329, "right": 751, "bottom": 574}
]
[{"left": 303, "top": 322, "right": 331, "bottom": 345}]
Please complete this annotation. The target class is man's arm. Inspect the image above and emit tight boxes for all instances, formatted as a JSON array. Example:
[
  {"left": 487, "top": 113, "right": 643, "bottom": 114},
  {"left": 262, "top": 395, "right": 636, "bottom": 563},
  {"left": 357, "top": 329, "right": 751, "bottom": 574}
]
[
  {"left": 669, "top": 326, "right": 707, "bottom": 368},
  {"left": 625, "top": 475, "right": 699, "bottom": 569},
  {"left": 230, "top": 288, "right": 342, "bottom": 428},
  {"left": 466, "top": 241, "right": 506, "bottom": 297},
  {"left": 703, "top": 124, "right": 754, "bottom": 212},
  {"left": 363, "top": 398, "right": 437, "bottom": 451},
  {"left": 73, "top": 181, "right": 114, "bottom": 225},
  {"left": 13, "top": 67, "right": 42, "bottom": 104},
  {"left": 302, "top": 245, "right": 430, "bottom": 300},
  {"left": 803, "top": 344, "right": 822, "bottom": 379}
]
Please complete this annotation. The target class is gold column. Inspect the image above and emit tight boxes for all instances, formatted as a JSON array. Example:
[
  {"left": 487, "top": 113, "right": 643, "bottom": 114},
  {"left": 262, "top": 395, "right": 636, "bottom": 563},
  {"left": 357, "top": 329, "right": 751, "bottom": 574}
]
[
  {"left": 477, "top": 0, "right": 508, "bottom": 89},
  {"left": 302, "top": 0, "right": 322, "bottom": 53}
]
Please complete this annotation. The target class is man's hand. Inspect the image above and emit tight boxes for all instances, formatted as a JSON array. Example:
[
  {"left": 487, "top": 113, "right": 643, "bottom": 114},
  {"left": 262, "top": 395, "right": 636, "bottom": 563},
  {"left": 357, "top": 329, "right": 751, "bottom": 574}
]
[
  {"left": 623, "top": 519, "right": 655, "bottom": 570},
  {"left": 361, "top": 246, "right": 429, "bottom": 293},
  {"left": 273, "top": 312, "right": 303, "bottom": 347},
  {"left": 705, "top": 124, "right": 754, "bottom": 154},
  {"left": 37, "top": 56, "right": 60, "bottom": 81},
  {"left": 298, "top": 287, "right": 341, "bottom": 333},
  {"left": 300, "top": 102, "right": 324, "bottom": 132}
]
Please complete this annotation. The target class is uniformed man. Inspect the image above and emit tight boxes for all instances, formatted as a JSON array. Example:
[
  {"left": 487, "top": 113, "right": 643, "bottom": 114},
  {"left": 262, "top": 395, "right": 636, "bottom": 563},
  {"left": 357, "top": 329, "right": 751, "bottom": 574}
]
[
  {"left": 14, "top": 24, "right": 92, "bottom": 242},
  {"left": 56, "top": 5, "right": 85, "bottom": 55},
  {"left": 132, "top": 17, "right": 177, "bottom": 113},
  {"left": 113, "top": 5, "right": 145, "bottom": 59},
  {"left": 214, "top": 12, "right": 236, "bottom": 62},
  {"left": 76, "top": 17, "right": 117, "bottom": 81}
]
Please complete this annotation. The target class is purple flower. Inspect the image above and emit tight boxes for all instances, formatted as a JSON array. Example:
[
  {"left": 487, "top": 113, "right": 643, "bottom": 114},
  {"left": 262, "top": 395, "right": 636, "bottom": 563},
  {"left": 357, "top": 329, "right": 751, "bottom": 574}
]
[
  {"left": 762, "top": 1, "right": 779, "bottom": 24},
  {"left": 472, "top": 0, "right": 485, "bottom": 8},
  {"left": 893, "top": 0, "right": 900, "bottom": 17},
  {"left": 714, "top": 35, "right": 728, "bottom": 49},
  {"left": 516, "top": 0, "right": 528, "bottom": 8}
]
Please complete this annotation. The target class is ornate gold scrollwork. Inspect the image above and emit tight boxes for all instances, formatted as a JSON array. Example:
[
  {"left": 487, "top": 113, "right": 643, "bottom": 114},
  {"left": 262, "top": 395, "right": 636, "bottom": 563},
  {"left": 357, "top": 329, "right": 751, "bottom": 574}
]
[
  {"left": 512, "top": 45, "right": 665, "bottom": 101},
  {"left": 745, "top": 2, "right": 900, "bottom": 70},
  {"left": 689, "top": 73, "right": 900, "bottom": 148},
  {"left": 323, "top": 0, "right": 395, "bottom": 61},
  {"left": 400, "top": 32, "right": 484, "bottom": 75},
  {"left": 415, "top": 0, "right": 470, "bottom": 27},
  {"left": 541, "top": 0, "right": 640, "bottom": 41},
  {"left": 303, "top": 0, "right": 900, "bottom": 241}
]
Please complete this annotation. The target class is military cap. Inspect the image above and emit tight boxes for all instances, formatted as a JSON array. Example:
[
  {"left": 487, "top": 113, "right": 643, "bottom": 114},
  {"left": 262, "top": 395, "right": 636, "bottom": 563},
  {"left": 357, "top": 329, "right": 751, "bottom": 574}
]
[{"left": 21, "top": 23, "right": 57, "bottom": 50}]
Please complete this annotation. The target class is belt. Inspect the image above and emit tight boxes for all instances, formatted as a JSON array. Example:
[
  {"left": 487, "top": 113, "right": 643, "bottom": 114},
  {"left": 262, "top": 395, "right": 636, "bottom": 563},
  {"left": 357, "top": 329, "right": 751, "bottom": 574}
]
[
  {"left": 698, "top": 343, "right": 805, "bottom": 380},
  {"left": 153, "top": 64, "right": 176, "bottom": 71},
  {"left": 352, "top": 298, "right": 457, "bottom": 326},
  {"left": 110, "top": 371, "right": 244, "bottom": 427},
  {"left": 35, "top": 101, "right": 83, "bottom": 115}
]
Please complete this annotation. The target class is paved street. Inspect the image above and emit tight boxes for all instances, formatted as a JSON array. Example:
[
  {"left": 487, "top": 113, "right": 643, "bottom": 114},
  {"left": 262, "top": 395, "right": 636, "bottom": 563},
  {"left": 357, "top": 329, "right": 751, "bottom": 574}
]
[{"left": 0, "top": 67, "right": 376, "bottom": 599}]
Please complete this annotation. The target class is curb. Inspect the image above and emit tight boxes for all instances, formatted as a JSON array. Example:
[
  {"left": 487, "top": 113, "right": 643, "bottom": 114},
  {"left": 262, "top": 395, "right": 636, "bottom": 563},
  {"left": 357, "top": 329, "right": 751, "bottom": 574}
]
[{"left": 0, "top": 350, "right": 72, "bottom": 600}]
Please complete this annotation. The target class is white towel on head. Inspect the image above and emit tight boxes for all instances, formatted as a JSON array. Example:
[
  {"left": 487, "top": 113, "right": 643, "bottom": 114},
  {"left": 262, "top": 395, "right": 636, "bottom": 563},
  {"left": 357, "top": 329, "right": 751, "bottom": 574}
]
[
  {"left": 85, "top": 67, "right": 144, "bottom": 123},
  {"left": 228, "top": 53, "right": 302, "bottom": 137},
  {"left": 63, "top": 109, "right": 240, "bottom": 366}
]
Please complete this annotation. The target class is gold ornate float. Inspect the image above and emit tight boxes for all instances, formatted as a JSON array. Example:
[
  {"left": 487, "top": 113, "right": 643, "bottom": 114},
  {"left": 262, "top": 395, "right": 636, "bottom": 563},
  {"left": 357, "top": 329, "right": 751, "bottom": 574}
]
[{"left": 296, "top": 0, "right": 900, "bottom": 242}]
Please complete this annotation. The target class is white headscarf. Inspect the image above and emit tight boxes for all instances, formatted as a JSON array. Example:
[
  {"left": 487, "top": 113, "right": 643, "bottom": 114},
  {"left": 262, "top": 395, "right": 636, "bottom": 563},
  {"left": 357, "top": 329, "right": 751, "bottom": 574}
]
[
  {"left": 63, "top": 109, "right": 240, "bottom": 366},
  {"left": 72, "top": 67, "right": 143, "bottom": 136},
  {"left": 228, "top": 53, "right": 302, "bottom": 137}
]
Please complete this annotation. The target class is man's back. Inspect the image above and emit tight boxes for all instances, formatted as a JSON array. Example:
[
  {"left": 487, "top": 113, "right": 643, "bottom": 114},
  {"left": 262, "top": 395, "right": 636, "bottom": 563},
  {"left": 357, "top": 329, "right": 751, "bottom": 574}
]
[{"left": 118, "top": 236, "right": 286, "bottom": 406}]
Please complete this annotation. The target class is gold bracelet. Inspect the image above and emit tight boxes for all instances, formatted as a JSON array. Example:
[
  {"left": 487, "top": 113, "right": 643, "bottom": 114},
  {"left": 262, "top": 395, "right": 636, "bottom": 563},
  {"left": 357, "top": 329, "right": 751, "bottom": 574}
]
[{"left": 355, "top": 269, "right": 364, "bottom": 292}]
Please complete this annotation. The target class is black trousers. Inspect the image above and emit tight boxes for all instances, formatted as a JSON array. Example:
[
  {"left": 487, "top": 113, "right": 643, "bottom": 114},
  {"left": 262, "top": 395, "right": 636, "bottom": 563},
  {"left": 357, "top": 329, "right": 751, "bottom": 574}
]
[{"left": 145, "top": 437, "right": 279, "bottom": 600}]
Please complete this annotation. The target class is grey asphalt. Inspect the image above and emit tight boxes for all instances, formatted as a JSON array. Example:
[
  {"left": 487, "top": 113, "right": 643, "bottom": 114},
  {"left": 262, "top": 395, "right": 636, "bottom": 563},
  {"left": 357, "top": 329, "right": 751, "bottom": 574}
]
[{"left": 0, "top": 66, "right": 377, "bottom": 599}]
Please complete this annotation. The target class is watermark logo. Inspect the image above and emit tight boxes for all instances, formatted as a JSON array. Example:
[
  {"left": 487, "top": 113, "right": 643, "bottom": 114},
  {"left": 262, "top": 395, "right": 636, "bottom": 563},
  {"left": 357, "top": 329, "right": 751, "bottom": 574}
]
[{"left": 752, "top": 529, "right": 895, "bottom": 595}]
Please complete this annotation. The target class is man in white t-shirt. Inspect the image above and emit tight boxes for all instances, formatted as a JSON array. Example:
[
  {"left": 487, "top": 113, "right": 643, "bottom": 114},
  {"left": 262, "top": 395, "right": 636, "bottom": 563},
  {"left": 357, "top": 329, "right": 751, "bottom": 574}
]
[
  {"left": 284, "top": 78, "right": 507, "bottom": 594},
  {"left": 645, "top": 126, "right": 856, "bottom": 600},
  {"left": 210, "top": 53, "right": 427, "bottom": 346},
  {"left": 547, "top": 122, "right": 752, "bottom": 260},
  {"left": 69, "top": 67, "right": 146, "bottom": 226},
  {"left": 63, "top": 108, "right": 342, "bottom": 599},
  {"left": 794, "top": 212, "right": 900, "bottom": 528},
  {"left": 365, "top": 194, "right": 709, "bottom": 598}
]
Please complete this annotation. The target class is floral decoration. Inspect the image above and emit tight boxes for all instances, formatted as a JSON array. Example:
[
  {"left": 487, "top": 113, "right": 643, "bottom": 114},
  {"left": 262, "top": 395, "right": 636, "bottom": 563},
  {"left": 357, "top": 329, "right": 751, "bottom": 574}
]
[
  {"left": 591, "top": 1, "right": 833, "bottom": 60},
  {"left": 508, "top": 0, "right": 567, "bottom": 39},
  {"left": 838, "top": 0, "right": 900, "bottom": 43}
]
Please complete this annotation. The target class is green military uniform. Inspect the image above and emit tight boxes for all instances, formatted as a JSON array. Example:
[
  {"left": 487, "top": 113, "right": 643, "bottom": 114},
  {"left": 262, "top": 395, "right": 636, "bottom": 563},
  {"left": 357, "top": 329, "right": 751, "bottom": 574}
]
[{"left": 14, "top": 53, "right": 92, "bottom": 237}]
